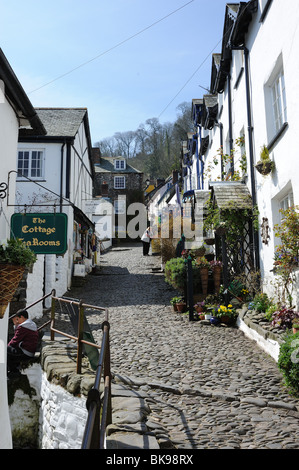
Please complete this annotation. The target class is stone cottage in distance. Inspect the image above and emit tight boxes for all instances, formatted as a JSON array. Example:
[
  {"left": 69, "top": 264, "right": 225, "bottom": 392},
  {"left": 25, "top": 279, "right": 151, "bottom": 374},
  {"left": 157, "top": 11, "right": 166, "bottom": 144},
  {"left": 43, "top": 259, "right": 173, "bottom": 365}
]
[{"left": 92, "top": 150, "right": 144, "bottom": 240}]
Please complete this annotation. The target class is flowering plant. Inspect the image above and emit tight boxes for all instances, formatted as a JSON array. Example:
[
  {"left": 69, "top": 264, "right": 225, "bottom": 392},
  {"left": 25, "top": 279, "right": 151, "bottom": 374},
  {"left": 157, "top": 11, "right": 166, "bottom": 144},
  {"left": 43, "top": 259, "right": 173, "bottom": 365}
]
[
  {"left": 195, "top": 256, "right": 210, "bottom": 268},
  {"left": 209, "top": 260, "right": 223, "bottom": 270},
  {"left": 215, "top": 304, "right": 237, "bottom": 319},
  {"left": 194, "top": 301, "right": 205, "bottom": 312},
  {"left": 271, "top": 307, "right": 299, "bottom": 330}
]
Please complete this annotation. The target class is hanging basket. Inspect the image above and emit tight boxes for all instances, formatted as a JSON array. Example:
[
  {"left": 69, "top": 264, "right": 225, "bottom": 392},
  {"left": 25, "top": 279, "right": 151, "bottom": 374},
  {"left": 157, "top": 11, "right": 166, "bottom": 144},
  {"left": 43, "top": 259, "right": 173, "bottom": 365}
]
[
  {"left": 255, "top": 161, "right": 274, "bottom": 176},
  {"left": 0, "top": 263, "right": 25, "bottom": 318},
  {"left": 200, "top": 267, "right": 209, "bottom": 297},
  {"left": 213, "top": 266, "right": 222, "bottom": 295}
]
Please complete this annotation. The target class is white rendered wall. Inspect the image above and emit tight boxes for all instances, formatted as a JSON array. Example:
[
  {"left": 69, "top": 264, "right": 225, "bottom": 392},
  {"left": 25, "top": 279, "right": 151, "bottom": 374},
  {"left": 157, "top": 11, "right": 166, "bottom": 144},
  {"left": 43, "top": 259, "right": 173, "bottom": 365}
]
[
  {"left": 40, "top": 372, "right": 87, "bottom": 449},
  {"left": 0, "top": 81, "right": 20, "bottom": 449}
]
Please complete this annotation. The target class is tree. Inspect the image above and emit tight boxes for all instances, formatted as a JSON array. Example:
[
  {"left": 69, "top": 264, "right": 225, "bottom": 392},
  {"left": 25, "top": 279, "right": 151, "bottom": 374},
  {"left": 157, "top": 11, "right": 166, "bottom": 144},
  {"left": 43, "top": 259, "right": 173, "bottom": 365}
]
[{"left": 94, "top": 101, "right": 193, "bottom": 179}]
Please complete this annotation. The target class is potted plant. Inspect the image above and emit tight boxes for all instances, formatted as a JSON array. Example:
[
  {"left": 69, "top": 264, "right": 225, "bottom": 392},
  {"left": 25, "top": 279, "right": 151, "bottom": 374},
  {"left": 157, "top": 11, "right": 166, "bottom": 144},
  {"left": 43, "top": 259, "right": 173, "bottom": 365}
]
[
  {"left": 210, "top": 306, "right": 221, "bottom": 326},
  {"left": 170, "top": 296, "right": 184, "bottom": 312},
  {"left": 255, "top": 145, "right": 275, "bottom": 176},
  {"left": 215, "top": 304, "right": 238, "bottom": 325},
  {"left": 292, "top": 319, "right": 299, "bottom": 335},
  {"left": 194, "top": 300, "right": 205, "bottom": 313},
  {"left": 0, "top": 238, "right": 37, "bottom": 318},
  {"left": 176, "top": 299, "right": 187, "bottom": 313}
]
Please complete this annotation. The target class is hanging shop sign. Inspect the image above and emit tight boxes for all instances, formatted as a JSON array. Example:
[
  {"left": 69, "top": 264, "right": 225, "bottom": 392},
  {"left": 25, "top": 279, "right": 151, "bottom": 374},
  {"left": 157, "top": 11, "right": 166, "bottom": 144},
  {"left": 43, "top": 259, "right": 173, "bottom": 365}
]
[{"left": 11, "top": 213, "right": 68, "bottom": 255}]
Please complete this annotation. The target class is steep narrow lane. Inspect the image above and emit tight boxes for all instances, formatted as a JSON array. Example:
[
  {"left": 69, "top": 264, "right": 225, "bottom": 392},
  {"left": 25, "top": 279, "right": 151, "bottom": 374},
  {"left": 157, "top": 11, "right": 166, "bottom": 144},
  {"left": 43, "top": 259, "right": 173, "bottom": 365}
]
[{"left": 66, "top": 243, "right": 299, "bottom": 449}]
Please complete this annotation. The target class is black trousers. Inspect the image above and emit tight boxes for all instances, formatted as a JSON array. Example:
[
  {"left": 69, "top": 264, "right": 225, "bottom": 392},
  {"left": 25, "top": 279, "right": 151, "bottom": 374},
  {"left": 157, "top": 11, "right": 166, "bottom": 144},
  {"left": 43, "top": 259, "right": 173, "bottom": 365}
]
[
  {"left": 7, "top": 346, "right": 32, "bottom": 373},
  {"left": 142, "top": 241, "right": 150, "bottom": 255}
]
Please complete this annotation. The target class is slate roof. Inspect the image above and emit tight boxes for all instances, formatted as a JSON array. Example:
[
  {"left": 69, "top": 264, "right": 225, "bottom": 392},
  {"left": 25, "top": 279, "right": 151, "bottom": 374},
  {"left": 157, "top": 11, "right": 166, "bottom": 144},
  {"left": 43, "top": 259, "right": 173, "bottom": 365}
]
[
  {"left": 94, "top": 157, "right": 142, "bottom": 174},
  {"left": 209, "top": 182, "right": 252, "bottom": 209},
  {"left": 0, "top": 48, "right": 46, "bottom": 135},
  {"left": 34, "top": 108, "right": 88, "bottom": 137}
]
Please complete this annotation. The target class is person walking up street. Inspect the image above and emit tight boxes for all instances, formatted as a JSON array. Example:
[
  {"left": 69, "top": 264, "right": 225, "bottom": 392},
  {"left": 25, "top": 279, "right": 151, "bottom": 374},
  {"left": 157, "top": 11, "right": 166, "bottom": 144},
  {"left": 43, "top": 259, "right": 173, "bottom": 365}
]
[{"left": 141, "top": 227, "right": 151, "bottom": 256}]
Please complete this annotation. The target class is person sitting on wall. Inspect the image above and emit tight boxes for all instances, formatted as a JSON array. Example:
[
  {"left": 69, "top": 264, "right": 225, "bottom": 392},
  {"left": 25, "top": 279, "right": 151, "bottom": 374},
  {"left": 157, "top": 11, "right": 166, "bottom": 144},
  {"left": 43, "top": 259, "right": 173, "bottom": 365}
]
[{"left": 7, "top": 310, "right": 39, "bottom": 376}]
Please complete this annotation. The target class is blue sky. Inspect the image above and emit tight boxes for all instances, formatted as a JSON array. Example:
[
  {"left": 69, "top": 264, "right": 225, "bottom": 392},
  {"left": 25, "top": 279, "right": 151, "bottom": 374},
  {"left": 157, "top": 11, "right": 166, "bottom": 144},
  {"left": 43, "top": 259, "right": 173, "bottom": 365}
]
[{"left": 1, "top": 0, "right": 229, "bottom": 143}]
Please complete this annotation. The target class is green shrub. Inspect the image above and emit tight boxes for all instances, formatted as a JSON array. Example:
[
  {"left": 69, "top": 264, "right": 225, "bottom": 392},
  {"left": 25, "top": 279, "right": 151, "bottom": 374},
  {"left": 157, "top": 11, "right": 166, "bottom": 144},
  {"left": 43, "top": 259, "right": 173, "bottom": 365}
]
[
  {"left": 165, "top": 257, "right": 201, "bottom": 292},
  {"left": 278, "top": 333, "right": 299, "bottom": 395},
  {"left": 252, "top": 292, "right": 272, "bottom": 313}
]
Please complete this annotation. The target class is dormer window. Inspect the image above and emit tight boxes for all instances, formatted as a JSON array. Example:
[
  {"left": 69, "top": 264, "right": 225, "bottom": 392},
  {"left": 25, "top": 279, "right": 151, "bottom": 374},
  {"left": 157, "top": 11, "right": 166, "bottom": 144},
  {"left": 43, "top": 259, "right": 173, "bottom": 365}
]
[{"left": 114, "top": 159, "right": 126, "bottom": 170}]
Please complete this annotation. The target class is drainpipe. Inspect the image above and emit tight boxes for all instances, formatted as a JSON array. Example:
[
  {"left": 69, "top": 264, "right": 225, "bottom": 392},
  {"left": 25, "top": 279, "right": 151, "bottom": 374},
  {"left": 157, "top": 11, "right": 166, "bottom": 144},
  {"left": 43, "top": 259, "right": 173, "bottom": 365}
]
[
  {"left": 196, "top": 125, "right": 202, "bottom": 189},
  {"left": 65, "top": 142, "right": 71, "bottom": 199},
  {"left": 215, "top": 122, "right": 224, "bottom": 180},
  {"left": 227, "top": 73, "right": 234, "bottom": 175},
  {"left": 244, "top": 46, "right": 260, "bottom": 271},
  {"left": 232, "top": 45, "right": 260, "bottom": 271},
  {"left": 60, "top": 143, "right": 65, "bottom": 212}
]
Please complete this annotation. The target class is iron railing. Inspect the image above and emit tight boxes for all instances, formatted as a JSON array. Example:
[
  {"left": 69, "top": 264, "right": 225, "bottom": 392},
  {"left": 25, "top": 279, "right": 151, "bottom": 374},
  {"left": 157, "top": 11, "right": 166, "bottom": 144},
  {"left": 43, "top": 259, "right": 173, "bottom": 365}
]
[{"left": 10, "top": 290, "right": 112, "bottom": 449}]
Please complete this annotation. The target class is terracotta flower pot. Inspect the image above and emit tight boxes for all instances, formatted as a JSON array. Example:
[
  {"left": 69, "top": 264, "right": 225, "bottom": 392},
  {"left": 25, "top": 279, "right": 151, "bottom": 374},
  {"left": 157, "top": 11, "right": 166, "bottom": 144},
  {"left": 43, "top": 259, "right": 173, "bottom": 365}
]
[{"left": 176, "top": 302, "right": 186, "bottom": 313}]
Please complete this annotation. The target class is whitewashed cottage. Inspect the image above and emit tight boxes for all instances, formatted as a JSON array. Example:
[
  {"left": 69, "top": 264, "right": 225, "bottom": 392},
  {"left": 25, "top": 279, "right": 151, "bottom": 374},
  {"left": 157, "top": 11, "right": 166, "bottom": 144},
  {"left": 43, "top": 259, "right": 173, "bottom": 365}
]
[
  {"left": 0, "top": 48, "right": 46, "bottom": 449},
  {"left": 182, "top": 0, "right": 299, "bottom": 304},
  {"left": 17, "top": 108, "right": 96, "bottom": 313}
]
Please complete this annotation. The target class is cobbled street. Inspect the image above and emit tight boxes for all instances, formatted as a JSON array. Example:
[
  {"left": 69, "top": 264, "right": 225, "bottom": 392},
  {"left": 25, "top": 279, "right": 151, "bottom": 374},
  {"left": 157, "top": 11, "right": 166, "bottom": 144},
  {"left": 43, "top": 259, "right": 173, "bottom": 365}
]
[{"left": 66, "top": 243, "right": 299, "bottom": 449}]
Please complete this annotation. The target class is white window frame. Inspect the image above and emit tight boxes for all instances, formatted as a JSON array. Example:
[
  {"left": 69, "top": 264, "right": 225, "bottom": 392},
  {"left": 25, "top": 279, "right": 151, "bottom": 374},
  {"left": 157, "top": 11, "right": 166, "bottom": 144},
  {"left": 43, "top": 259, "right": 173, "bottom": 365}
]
[
  {"left": 271, "top": 70, "right": 287, "bottom": 135},
  {"left": 17, "top": 149, "right": 45, "bottom": 180},
  {"left": 114, "top": 176, "right": 126, "bottom": 189},
  {"left": 264, "top": 55, "right": 288, "bottom": 147},
  {"left": 114, "top": 159, "right": 126, "bottom": 170},
  {"left": 280, "top": 192, "right": 294, "bottom": 216},
  {"left": 114, "top": 199, "right": 126, "bottom": 214}
]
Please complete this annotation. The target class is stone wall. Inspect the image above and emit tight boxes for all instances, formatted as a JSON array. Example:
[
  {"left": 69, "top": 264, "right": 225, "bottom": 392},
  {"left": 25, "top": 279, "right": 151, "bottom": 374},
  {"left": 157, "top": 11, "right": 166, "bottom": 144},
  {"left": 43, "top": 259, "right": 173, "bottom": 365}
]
[
  {"left": 8, "top": 339, "right": 161, "bottom": 449},
  {"left": 8, "top": 340, "right": 92, "bottom": 449}
]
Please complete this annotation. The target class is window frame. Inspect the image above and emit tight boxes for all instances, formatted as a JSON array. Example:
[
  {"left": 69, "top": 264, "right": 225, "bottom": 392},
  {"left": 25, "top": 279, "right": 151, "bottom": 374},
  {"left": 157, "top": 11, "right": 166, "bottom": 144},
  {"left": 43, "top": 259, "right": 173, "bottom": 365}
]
[
  {"left": 114, "top": 159, "right": 126, "bottom": 170},
  {"left": 264, "top": 57, "right": 288, "bottom": 150},
  {"left": 271, "top": 70, "right": 287, "bottom": 136},
  {"left": 17, "top": 149, "right": 45, "bottom": 180},
  {"left": 114, "top": 176, "right": 126, "bottom": 189}
]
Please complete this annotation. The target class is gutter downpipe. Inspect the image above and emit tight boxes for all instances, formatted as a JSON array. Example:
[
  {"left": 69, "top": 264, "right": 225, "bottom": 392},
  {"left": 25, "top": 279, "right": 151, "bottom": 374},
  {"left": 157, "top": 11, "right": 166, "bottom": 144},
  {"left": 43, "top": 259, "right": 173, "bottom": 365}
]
[
  {"left": 60, "top": 143, "right": 65, "bottom": 213},
  {"left": 196, "top": 125, "right": 202, "bottom": 189},
  {"left": 232, "top": 45, "right": 260, "bottom": 271},
  {"left": 244, "top": 46, "right": 260, "bottom": 271},
  {"left": 227, "top": 73, "right": 234, "bottom": 175}
]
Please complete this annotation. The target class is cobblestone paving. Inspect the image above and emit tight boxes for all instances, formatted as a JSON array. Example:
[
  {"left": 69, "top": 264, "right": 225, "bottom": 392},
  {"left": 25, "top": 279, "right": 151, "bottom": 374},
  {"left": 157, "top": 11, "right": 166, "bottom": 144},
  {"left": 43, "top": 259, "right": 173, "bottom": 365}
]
[{"left": 64, "top": 243, "right": 299, "bottom": 449}]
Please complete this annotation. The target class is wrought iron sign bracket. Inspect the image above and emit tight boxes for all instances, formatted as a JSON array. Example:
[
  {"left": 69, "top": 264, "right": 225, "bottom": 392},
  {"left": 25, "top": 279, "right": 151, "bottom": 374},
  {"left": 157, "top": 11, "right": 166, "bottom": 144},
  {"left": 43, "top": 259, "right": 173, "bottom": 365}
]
[{"left": 0, "top": 182, "right": 8, "bottom": 200}]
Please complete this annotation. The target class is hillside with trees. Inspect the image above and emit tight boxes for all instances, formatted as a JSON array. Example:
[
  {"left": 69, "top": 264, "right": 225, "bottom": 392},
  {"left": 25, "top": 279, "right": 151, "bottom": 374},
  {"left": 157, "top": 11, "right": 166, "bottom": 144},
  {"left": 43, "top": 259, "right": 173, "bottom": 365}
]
[{"left": 94, "top": 102, "right": 193, "bottom": 179}]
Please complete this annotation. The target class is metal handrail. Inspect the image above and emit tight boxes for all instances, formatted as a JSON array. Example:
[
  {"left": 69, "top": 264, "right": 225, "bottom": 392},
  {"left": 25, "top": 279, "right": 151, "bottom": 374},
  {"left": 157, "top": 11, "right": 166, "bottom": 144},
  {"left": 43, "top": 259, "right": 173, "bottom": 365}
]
[
  {"left": 82, "top": 319, "right": 112, "bottom": 449},
  {"left": 10, "top": 290, "right": 112, "bottom": 448},
  {"left": 49, "top": 294, "right": 112, "bottom": 448}
]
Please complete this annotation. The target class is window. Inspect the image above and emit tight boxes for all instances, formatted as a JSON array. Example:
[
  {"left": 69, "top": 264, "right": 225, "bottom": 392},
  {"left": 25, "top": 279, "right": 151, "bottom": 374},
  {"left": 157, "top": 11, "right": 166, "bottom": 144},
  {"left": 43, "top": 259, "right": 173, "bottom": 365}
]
[
  {"left": 280, "top": 192, "right": 294, "bottom": 215},
  {"left": 271, "top": 71, "right": 287, "bottom": 135},
  {"left": 114, "top": 159, "right": 126, "bottom": 170},
  {"left": 114, "top": 176, "right": 126, "bottom": 189},
  {"left": 264, "top": 56, "right": 288, "bottom": 148},
  {"left": 18, "top": 150, "right": 44, "bottom": 179},
  {"left": 114, "top": 199, "right": 126, "bottom": 214}
]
